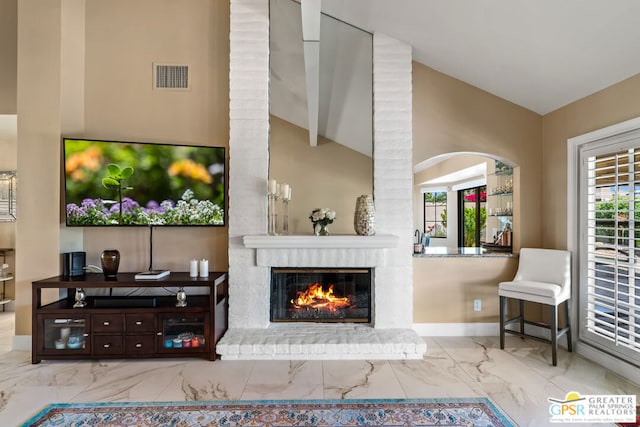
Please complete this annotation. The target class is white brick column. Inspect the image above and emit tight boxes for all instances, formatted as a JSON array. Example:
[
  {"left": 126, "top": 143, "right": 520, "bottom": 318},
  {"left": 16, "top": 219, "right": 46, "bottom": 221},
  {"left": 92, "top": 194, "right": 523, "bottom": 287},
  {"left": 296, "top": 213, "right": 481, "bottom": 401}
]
[
  {"left": 372, "top": 33, "right": 413, "bottom": 329},
  {"left": 226, "top": 7, "right": 415, "bottom": 332},
  {"left": 228, "top": 0, "right": 270, "bottom": 328},
  {"left": 220, "top": 11, "right": 424, "bottom": 360}
]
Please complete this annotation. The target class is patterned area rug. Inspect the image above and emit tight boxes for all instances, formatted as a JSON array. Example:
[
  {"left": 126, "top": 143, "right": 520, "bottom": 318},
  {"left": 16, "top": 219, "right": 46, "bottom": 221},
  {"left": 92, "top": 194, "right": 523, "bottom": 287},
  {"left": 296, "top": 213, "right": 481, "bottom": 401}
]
[
  {"left": 617, "top": 405, "right": 640, "bottom": 427},
  {"left": 22, "top": 398, "right": 515, "bottom": 426}
]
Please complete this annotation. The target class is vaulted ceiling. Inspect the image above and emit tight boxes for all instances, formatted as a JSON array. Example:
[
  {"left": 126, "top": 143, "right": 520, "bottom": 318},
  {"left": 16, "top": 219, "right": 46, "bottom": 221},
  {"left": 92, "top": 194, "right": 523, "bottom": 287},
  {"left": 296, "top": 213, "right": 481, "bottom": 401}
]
[{"left": 321, "top": 0, "right": 640, "bottom": 115}]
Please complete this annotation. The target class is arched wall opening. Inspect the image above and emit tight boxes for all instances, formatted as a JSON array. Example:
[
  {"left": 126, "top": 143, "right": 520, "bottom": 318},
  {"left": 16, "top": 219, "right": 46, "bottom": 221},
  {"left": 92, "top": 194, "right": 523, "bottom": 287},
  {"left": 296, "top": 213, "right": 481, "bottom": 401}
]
[{"left": 413, "top": 151, "right": 520, "bottom": 252}]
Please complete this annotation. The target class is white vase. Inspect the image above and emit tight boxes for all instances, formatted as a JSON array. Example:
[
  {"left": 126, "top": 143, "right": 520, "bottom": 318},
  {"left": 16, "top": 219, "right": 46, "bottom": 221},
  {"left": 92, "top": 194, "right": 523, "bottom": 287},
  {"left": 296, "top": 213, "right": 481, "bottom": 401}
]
[{"left": 354, "top": 195, "right": 375, "bottom": 236}]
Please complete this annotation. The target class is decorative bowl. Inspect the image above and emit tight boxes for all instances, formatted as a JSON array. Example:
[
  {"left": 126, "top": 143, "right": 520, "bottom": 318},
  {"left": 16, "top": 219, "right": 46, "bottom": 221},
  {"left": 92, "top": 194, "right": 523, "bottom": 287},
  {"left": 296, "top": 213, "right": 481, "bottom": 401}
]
[{"left": 67, "top": 335, "right": 83, "bottom": 349}]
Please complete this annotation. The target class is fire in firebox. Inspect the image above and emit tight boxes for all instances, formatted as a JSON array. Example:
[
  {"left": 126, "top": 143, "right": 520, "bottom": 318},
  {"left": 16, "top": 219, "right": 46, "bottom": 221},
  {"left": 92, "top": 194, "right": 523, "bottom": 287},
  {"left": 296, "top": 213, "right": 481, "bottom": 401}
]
[
  {"left": 291, "top": 283, "right": 352, "bottom": 312},
  {"left": 271, "top": 268, "right": 371, "bottom": 323}
]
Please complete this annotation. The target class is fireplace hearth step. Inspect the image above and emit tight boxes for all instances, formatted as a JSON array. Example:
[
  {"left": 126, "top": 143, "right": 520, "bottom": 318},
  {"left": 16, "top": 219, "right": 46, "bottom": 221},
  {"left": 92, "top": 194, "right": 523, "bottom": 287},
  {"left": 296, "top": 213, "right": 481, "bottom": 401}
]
[{"left": 216, "top": 324, "right": 426, "bottom": 360}]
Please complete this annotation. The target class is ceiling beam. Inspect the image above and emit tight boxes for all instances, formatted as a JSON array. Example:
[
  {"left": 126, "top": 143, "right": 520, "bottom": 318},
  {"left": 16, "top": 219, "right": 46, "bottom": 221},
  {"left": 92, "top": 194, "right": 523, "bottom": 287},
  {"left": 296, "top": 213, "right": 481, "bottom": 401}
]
[{"left": 301, "top": 0, "right": 321, "bottom": 147}]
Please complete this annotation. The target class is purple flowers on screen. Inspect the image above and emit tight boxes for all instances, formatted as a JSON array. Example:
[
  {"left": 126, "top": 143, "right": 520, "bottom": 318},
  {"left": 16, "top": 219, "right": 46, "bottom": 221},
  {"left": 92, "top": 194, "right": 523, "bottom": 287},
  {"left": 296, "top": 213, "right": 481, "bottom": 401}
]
[{"left": 66, "top": 190, "right": 223, "bottom": 225}]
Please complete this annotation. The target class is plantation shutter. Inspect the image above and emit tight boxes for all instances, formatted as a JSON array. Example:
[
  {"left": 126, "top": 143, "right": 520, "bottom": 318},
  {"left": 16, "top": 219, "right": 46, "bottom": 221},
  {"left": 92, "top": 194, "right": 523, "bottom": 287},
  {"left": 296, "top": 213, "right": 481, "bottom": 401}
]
[{"left": 579, "top": 133, "right": 640, "bottom": 364}]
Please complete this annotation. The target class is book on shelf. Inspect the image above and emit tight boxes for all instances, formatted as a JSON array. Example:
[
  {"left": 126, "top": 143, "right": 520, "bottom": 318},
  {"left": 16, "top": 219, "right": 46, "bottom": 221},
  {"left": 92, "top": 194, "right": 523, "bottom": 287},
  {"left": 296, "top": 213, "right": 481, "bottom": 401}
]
[{"left": 134, "top": 270, "right": 170, "bottom": 280}]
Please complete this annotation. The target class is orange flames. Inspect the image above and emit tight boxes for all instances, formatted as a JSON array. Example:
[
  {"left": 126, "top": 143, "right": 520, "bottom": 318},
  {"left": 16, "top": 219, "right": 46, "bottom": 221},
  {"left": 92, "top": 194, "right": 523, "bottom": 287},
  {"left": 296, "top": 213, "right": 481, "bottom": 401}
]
[{"left": 291, "top": 283, "right": 351, "bottom": 312}]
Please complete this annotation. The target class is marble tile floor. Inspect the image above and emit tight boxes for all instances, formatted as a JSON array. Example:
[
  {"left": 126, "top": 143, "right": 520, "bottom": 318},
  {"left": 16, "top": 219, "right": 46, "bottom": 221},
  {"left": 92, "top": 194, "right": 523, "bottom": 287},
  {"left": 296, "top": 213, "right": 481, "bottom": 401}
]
[
  {"left": 0, "top": 313, "right": 638, "bottom": 426},
  {"left": 0, "top": 311, "right": 14, "bottom": 354}
]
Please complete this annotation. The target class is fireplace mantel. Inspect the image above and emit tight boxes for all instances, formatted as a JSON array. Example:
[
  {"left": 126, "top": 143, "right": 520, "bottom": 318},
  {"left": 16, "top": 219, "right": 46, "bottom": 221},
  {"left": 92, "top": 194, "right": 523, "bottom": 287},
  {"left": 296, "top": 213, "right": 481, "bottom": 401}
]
[
  {"left": 243, "top": 234, "right": 399, "bottom": 249},
  {"left": 243, "top": 234, "right": 399, "bottom": 268}
]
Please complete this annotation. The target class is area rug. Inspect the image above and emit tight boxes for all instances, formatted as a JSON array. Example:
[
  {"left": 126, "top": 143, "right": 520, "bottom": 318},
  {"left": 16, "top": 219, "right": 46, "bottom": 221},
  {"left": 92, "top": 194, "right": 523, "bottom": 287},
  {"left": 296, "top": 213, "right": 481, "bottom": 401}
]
[
  {"left": 22, "top": 398, "right": 516, "bottom": 426},
  {"left": 617, "top": 405, "right": 640, "bottom": 427}
]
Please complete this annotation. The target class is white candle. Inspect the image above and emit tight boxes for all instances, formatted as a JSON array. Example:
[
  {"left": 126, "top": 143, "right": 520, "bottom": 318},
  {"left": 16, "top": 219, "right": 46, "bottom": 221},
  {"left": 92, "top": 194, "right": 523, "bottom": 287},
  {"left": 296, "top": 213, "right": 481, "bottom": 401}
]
[
  {"left": 287, "top": 186, "right": 292, "bottom": 200},
  {"left": 199, "top": 259, "right": 209, "bottom": 277},
  {"left": 281, "top": 183, "right": 289, "bottom": 200},
  {"left": 269, "top": 179, "right": 277, "bottom": 195},
  {"left": 189, "top": 259, "right": 198, "bottom": 277}
]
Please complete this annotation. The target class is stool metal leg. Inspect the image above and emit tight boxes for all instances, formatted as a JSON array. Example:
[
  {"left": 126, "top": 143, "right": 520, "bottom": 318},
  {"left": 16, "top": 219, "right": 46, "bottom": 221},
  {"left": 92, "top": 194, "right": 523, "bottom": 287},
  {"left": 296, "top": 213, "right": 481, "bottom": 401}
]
[
  {"left": 500, "top": 296, "right": 506, "bottom": 349},
  {"left": 551, "top": 304, "right": 558, "bottom": 366},
  {"left": 519, "top": 300, "right": 525, "bottom": 338},
  {"left": 565, "top": 300, "right": 572, "bottom": 353}
]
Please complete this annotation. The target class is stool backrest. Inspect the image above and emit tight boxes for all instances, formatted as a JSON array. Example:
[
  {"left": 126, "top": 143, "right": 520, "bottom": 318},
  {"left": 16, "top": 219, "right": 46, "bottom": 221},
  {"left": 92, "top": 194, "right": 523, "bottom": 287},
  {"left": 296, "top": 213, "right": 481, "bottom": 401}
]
[{"left": 514, "top": 248, "right": 571, "bottom": 291}]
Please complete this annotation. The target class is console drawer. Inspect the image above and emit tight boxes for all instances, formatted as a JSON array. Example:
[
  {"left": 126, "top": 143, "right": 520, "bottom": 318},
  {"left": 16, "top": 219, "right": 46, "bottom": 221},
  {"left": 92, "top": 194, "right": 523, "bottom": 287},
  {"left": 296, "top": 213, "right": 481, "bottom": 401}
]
[
  {"left": 93, "top": 335, "right": 124, "bottom": 355},
  {"left": 92, "top": 314, "right": 124, "bottom": 333},
  {"left": 125, "top": 313, "right": 155, "bottom": 333},
  {"left": 125, "top": 335, "right": 156, "bottom": 354}
]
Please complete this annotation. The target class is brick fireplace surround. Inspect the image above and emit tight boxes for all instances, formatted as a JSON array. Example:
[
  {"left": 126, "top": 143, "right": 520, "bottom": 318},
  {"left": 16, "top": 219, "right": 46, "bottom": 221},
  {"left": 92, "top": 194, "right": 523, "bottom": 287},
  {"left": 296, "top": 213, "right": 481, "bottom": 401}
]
[{"left": 216, "top": 0, "right": 426, "bottom": 360}]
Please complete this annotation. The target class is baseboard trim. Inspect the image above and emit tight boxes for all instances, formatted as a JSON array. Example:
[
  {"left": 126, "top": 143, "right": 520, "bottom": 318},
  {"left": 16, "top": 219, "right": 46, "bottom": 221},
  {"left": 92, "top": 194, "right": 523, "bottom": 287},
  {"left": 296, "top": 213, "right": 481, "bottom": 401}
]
[
  {"left": 413, "top": 323, "right": 499, "bottom": 336},
  {"left": 576, "top": 342, "right": 640, "bottom": 387},
  {"left": 13, "top": 335, "right": 31, "bottom": 351}
]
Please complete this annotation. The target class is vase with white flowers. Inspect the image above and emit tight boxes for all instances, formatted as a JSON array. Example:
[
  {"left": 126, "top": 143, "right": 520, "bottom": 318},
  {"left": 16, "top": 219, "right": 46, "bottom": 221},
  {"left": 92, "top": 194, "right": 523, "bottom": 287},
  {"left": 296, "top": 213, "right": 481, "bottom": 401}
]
[{"left": 309, "top": 208, "right": 336, "bottom": 236}]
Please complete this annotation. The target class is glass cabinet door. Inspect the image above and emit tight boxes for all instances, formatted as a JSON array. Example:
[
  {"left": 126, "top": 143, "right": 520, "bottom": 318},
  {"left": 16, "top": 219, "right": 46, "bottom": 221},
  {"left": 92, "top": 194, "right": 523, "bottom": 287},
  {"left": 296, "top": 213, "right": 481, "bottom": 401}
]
[
  {"left": 40, "top": 315, "right": 90, "bottom": 354},
  {"left": 158, "top": 314, "right": 208, "bottom": 353}
]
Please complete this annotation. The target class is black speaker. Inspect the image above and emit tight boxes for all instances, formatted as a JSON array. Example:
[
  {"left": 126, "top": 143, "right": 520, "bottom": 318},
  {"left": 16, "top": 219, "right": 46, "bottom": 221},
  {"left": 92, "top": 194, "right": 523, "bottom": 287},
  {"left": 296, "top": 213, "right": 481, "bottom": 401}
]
[{"left": 63, "top": 251, "right": 86, "bottom": 277}]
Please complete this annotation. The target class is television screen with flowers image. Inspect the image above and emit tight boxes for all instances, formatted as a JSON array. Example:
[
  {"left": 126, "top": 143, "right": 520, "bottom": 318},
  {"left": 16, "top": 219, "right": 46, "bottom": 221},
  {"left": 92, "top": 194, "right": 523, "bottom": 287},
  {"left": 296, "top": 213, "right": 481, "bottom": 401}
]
[{"left": 63, "top": 138, "right": 225, "bottom": 226}]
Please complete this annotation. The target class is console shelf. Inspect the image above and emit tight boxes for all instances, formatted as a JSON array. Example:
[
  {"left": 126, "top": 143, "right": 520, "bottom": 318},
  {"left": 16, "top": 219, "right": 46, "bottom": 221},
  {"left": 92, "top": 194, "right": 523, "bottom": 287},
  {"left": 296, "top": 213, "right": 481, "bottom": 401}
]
[
  {"left": 31, "top": 272, "right": 227, "bottom": 364},
  {"left": 0, "top": 248, "right": 13, "bottom": 311}
]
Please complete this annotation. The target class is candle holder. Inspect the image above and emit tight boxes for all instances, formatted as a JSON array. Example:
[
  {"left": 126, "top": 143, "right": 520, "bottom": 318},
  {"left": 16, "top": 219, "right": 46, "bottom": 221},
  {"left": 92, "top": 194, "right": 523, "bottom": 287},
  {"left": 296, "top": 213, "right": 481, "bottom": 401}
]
[
  {"left": 281, "top": 198, "right": 290, "bottom": 235},
  {"left": 176, "top": 287, "right": 187, "bottom": 307},
  {"left": 73, "top": 288, "right": 87, "bottom": 308},
  {"left": 268, "top": 193, "right": 279, "bottom": 235}
]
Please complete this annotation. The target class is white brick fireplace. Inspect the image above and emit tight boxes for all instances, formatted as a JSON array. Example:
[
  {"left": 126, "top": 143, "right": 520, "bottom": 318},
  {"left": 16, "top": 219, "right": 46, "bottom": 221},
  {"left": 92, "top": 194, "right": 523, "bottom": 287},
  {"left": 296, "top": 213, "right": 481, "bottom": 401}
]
[{"left": 217, "top": 0, "right": 425, "bottom": 360}]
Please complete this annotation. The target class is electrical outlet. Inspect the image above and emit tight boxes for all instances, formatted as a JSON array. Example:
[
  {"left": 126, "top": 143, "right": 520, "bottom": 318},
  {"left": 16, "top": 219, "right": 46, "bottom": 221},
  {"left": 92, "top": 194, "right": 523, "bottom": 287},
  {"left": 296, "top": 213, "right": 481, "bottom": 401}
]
[{"left": 473, "top": 299, "right": 481, "bottom": 311}]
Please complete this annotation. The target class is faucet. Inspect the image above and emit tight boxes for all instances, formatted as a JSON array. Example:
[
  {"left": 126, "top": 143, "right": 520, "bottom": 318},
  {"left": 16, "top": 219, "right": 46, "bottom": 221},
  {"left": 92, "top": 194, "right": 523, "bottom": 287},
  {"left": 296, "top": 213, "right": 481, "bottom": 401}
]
[{"left": 413, "top": 230, "right": 423, "bottom": 254}]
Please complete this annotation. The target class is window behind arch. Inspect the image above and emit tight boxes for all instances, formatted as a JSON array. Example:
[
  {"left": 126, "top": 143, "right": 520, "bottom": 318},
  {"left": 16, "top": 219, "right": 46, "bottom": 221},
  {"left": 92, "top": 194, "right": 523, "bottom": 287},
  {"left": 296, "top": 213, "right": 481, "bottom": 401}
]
[{"left": 423, "top": 191, "right": 447, "bottom": 237}]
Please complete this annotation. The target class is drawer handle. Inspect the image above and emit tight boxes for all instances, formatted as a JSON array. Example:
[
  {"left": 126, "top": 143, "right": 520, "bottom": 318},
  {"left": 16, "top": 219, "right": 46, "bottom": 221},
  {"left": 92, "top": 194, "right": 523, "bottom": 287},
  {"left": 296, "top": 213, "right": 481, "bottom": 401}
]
[
  {"left": 83, "top": 333, "right": 89, "bottom": 337},
  {"left": 103, "top": 343, "right": 111, "bottom": 348},
  {"left": 135, "top": 321, "right": 143, "bottom": 325},
  {"left": 157, "top": 332, "right": 162, "bottom": 336},
  {"left": 135, "top": 343, "right": 142, "bottom": 348},
  {"left": 103, "top": 321, "right": 110, "bottom": 326}
]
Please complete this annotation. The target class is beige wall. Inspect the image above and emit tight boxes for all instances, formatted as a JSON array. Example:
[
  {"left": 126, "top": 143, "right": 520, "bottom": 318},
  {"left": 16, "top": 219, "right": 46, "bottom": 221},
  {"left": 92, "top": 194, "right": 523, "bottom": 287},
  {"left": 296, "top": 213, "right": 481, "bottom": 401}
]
[
  {"left": 415, "top": 154, "right": 490, "bottom": 185},
  {"left": 542, "top": 73, "right": 640, "bottom": 249},
  {"left": 14, "top": 0, "right": 230, "bottom": 336},
  {"left": 0, "top": 0, "right": 17, "bottom": 114},
  {"left": 413, "top": 62, "right": 542, "bottom": 249},
  {"left": 16, "top": 0, "right": 64, "bottom": 335},
  {"left": 80, "top": 0, "right": 229, "bottom": 274},
  {"left": 414, "top": 256, "right": 518, "bottom": 323},
  {"left": 412, "top": 62, "right": 540, "bottom": 323},
  {"left": 79, "top": 0, "right": 229, "bottom": 271},
  {"left": 0, "top": 116, "right": 17, "bottom": 178},
  {"left": 0, "top": 115, "right": 17, "bottom": 299},
  {"left": 269, "top": 115, "right": 373, "bottom": 235}
]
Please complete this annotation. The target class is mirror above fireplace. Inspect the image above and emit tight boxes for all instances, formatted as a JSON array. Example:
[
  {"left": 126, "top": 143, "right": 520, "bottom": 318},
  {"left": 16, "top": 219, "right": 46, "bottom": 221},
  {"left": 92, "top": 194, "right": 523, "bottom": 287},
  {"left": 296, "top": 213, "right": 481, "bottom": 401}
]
[{"left": 269, "top": 0, "right": 373, "bottom": 235}]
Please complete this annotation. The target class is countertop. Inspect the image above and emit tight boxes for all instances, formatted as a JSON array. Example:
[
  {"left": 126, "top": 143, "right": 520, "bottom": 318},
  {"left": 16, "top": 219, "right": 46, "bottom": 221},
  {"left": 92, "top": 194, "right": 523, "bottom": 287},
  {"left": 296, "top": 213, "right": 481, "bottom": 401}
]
[{"left": 413, "top": 246, "right": 517, "bottom": 258}]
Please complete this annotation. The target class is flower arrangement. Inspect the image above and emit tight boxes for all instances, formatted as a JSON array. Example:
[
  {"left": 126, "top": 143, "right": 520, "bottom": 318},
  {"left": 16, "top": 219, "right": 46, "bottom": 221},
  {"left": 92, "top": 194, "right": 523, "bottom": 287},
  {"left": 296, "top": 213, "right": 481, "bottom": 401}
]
[
  {"left": 309, "top": 208, "right": 336, "bottom": 235},
  {"left": 309, "top": 208, "right": 336, "bottom": 225}
]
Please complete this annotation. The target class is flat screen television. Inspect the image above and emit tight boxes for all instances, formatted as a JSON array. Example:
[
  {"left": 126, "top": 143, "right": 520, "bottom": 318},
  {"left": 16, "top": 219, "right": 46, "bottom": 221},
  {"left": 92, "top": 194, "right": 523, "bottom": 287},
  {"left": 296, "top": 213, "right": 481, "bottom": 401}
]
[{"left": 63, "top": 138, "right": 225, "bottom": 226}]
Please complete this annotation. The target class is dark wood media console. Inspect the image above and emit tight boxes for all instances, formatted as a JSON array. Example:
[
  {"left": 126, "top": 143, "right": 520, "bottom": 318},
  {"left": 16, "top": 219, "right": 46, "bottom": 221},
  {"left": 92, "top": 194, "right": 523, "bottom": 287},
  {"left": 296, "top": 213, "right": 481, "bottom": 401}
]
[{"left": 32, "top": 272, "right": 227, "bottom": 364}]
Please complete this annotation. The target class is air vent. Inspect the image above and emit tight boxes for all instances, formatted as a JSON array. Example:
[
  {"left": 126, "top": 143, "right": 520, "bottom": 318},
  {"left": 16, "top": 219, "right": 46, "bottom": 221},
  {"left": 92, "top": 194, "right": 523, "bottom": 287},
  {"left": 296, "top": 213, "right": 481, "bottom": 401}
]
[{"left": 153, "top": 63, "right": 190, "bottom": 90}]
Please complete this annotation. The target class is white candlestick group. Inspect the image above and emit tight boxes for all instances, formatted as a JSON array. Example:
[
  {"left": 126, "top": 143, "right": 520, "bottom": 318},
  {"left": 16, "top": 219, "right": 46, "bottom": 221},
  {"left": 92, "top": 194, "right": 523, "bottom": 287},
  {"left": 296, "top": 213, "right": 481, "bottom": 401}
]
[
  {"left": 268, "top": 179, "right": 292, "bottom": 234},
  {"left": 269, "top": 179, "right": 292, "bottom": 201},
  {"left": 199, "top": 259, "right": 209, "bottom": 277},
  {"left": 189, "top": 259, "right": 198, "bottom": 277},
  {"left": 189, "top": 258, "right": 209, "bottom": 277}
]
